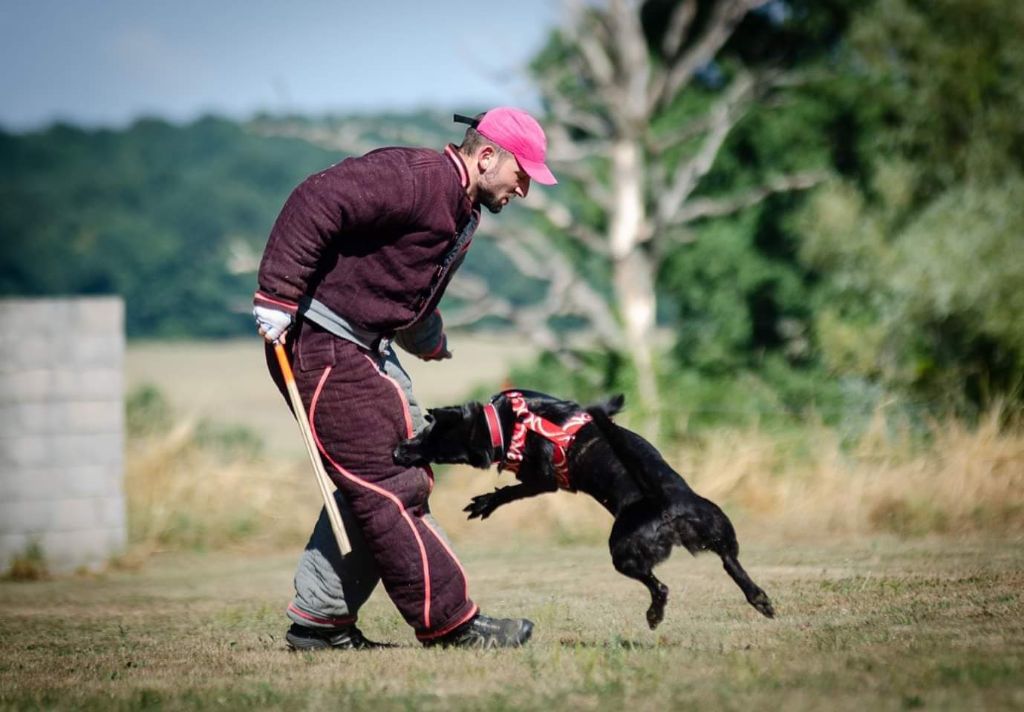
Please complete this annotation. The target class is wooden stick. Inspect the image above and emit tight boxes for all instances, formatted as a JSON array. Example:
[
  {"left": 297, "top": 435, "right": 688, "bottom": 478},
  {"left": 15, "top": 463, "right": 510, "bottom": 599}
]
[{"left": 273, "top": 341, "right": 352, "bottom": 556}]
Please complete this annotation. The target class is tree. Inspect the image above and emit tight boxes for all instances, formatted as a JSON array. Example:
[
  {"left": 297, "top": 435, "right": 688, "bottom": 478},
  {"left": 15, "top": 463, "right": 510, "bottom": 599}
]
[
  {"left": 449, "top": 0, "right": 837, "bottom": 433},
  {"left": 795, "top": 0, "right": 1024, "bottom": 412}
]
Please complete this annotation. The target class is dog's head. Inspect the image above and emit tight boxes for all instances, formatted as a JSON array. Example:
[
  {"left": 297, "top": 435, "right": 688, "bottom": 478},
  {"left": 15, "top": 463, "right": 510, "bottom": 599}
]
[
  {"left": 393, "top": 390, "right": 627, "bottom": 473},
  {"left": 393, "top": 401, "right": 497, "bottom": 469}
]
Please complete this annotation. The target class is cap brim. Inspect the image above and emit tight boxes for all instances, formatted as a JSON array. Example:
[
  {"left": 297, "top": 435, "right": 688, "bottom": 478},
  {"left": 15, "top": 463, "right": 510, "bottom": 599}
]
[{"left": 518, "top": 157, "right": 557, "bottom": 186}]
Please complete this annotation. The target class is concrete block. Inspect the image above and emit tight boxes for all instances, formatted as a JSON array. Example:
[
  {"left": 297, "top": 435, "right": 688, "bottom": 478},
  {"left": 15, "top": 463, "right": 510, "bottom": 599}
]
[
  {"left": 40, "top": 528, "right": 125, "bottom": 572},
  {"left": 7, "top": 334, "right": 119, "bottom": 371},
  {"left": 0, "top": 368, "right": 123, "bottom": 404},
  {"left": 98, "top": 496, "right": 127, "bottom": 530},
  {"left": 0, "top": 297, "right": 125, "bottom": 571},
  {"left": 0, "top": 297, "right": 122, "bottom": 337},
  {"left": 64, "top": 465, "right": 124, "bottom": 498},
  {"left": 0, "top": 500, "right": 52, "bottom": 534},
  {"left": 0, "top": 465, "right": 121, "bottom": 500},
  {"left": 51, "top": 368, "right": 124, "bottom": 401},
  {"left": 0, "top": 532, "right": 33, "bottom": 573},
  {"left": 1, "top": 527, "right": 125, "bottom": 574},
  {"left": 0, "top": 433, "right": 122, "bottom": 468},
  {"left": 0, "top": 467, "right": 50, "bottom": 500},
  {"left": 0, "top": 400, "right": 123, "bottom": 436},
  {"left": 0, "top": 496, "right": 126, "bottom": 535}
]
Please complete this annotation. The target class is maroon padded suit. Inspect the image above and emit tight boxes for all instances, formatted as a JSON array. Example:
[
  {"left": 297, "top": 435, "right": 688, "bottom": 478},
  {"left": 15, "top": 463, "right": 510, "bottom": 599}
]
[{"left": 255, "top": 145, "right": 480, "bottom": 641}]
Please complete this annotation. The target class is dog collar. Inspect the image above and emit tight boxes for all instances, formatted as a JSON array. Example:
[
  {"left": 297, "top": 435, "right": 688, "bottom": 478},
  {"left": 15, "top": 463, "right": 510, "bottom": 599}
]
[
  {"left": 483, "top": 402, "right": 504, "bottom": 459},
  {"left": 500, "top": 391, "right": 592, "bottom": 491}
]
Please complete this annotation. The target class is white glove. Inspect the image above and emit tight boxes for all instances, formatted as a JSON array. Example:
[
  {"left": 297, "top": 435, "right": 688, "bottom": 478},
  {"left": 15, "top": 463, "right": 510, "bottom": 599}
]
[{"left": 253, "top": 305, "right": 293, "bottom": 344}]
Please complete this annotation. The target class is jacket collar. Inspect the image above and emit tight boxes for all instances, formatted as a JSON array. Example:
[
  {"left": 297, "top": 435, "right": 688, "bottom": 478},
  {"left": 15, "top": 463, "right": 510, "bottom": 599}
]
[{"left": 444, "top": 144, "right": 470, "bottom": 190}]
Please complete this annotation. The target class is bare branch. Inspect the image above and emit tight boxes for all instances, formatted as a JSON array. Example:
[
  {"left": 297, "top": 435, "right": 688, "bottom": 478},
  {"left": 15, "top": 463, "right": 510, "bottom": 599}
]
[
  {"left": 534, "top": 59, "right": 614, "bottom": 140},
  {"left": 565, "top": 0, "right": 617, "bottom": 91},
  {"left": 655, "top": 72, "right": 756, "bottom": 227},
  {"left": 446, "top": 273, "right": 602, "bottom": 368},
  {"left": 647, "top": 115, "right": 713, "bottom": 154},
  {"left": 546, "top": 126, "right": 612, "bottom": 168},
  {"left": 669, "top": 171, "right": 830, "bottom": 226},
  {"left": 523, "top": 191, "right": 610, "bottom": 257},
  {"left": 469, "top": 222, "right": 623, "bottom": 348},
  {"left": 507, "top": 227, "right": 623, "bottom": 347},
  {"left": 444, "top": 275, "right": 515, "bottom": 327},
  {"left": 548, "top": 96, "right": 613, "bottom": 140},
  {"left": 662, "top": 0, "right": 698, "bottom": 59},
  {"left": 649, "top": 0, "right": 770, "bottom": 112}
]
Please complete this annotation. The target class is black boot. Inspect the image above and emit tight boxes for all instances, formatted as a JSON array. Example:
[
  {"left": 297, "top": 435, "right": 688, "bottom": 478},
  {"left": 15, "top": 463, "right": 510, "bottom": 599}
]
[
  {"left": 285, "top": 623, "right": 390, "bottom": 650},
  {"left": 424, "top": 614, "right": 534, "bottom": 649}
]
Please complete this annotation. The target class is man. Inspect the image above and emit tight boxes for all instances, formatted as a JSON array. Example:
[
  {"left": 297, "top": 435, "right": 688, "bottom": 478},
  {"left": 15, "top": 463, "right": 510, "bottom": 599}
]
[{"left": 253, "top": 107, "right": 557, "bottom": 649}]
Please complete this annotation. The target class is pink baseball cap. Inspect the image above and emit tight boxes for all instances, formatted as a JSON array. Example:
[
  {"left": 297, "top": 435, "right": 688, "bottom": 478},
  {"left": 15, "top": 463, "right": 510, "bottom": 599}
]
[{"left": 455, "top": 107, "right": 557, "bottom": 185}]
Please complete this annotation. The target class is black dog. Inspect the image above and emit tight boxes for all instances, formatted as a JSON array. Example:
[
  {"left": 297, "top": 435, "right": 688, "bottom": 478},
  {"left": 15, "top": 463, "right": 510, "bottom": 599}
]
[{"left": 394, "top": 389, "right": 774, "bottom": 628}]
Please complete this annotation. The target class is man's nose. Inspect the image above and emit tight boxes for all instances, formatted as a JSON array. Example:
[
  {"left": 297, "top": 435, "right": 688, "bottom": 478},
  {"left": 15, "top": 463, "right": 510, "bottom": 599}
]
[{"left": 516, "top": 176, "right": 531, "bottom": 198}]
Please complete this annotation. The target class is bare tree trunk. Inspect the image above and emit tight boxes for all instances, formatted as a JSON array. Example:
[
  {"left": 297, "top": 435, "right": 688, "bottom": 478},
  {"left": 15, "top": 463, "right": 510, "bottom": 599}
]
[{"left": 608, "top": 138, "right": 660, "bottom": 437}]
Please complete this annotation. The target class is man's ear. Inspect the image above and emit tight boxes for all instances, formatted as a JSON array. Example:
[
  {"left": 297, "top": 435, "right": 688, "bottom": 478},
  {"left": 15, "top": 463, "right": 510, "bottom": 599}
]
[{"left": 475, "top": 145, "right": 496, "bottom": 173}]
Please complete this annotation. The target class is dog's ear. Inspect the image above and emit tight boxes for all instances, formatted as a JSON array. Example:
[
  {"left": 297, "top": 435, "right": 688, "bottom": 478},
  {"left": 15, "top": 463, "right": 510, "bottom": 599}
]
[{"left": 429, "top": 406, "right": 468, "bottom": 427}]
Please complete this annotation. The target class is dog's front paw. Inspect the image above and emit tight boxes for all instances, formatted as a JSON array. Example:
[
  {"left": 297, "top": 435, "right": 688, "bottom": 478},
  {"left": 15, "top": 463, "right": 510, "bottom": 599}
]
[{"left": 463, "top": 492, "right": 500, "bottom": 520}]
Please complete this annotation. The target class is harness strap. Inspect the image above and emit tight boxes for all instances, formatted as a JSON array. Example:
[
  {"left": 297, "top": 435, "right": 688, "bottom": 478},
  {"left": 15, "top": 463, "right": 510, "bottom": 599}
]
[
  {"left": 500, "top": 392, "right": 592, "bottom": 491},
  {"left": 483, "top": 402, "right": 504, "bottom": 457}
]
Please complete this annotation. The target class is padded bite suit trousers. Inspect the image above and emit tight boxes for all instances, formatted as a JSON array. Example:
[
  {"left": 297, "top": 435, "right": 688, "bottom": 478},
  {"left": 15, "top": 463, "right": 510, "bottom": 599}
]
[{"left": 266, "top": 320, "right": 478, "bottom": 641}]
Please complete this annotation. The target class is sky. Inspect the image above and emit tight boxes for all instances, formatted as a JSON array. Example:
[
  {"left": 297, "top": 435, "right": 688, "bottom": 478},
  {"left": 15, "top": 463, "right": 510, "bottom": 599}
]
[{"left": 0, "top": 0, "right": 561, "bottom": 132}]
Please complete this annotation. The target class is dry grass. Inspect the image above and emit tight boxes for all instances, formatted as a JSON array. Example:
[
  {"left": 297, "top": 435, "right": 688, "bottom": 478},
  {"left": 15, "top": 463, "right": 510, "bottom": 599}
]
[
  {"left": 123, "top": 403, "right": 1024, "bottom": 555},
  {"left": 1, "top": 538, "right": 1022, "bottom": 710},
  {"left": 669, "top": 405, "right": 1024, "bottom": 538},
  {"left": 124, "top": 424, "right": 318, "bottom": 553}
]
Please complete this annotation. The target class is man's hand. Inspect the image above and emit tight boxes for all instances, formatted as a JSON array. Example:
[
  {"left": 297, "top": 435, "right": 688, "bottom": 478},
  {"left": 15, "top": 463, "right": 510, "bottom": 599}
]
[
  {"left": 253, "top": 305, "right": 292, "bottom": 344},
  {"left": 394, "top": 312, "right": 452, "bottom": 361},
  {"left": 420, "top": 336, "right": 452, "bottom": 361}
]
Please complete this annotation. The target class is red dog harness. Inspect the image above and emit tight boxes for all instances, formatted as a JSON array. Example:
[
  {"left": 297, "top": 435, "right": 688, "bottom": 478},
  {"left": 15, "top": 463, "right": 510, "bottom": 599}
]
[{"left": 483, "top": 391, "right": 592, "bottom": 491}]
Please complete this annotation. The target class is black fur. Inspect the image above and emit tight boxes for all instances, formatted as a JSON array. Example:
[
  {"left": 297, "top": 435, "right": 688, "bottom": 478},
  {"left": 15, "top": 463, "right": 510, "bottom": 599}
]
[{"left": 394, "top": 390, "right": 774, "bottom": 627}]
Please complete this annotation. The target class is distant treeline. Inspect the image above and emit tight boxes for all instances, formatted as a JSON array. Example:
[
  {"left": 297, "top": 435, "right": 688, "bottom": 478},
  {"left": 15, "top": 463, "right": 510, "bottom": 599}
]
[{"left": 0, "top": 116, "right": 340, "bottom": 336}]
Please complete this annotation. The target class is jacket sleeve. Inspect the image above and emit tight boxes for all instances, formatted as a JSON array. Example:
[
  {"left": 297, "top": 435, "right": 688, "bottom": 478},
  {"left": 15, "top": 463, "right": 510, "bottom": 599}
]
[
  {"left": 394, "top": 309, "right": 448, "bottom": 360},
  {"left": 254, "top": 152, "right": 417, "bottom": 312}
]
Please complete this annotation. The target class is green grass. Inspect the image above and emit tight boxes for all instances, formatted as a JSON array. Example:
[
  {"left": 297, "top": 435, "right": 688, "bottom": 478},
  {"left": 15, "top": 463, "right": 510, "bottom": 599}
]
[{"left": 2, "top": 537, "right": 1022, "bottom": 710}]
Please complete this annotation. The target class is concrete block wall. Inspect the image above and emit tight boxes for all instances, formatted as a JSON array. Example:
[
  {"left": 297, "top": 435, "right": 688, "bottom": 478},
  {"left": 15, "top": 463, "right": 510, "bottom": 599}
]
[{"left": 0, "top": 297, "right": 126, "bottom": 573}]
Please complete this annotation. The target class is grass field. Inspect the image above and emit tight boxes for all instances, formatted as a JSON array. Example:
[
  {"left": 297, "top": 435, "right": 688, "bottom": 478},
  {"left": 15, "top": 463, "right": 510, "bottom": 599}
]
[
  {"left": 1, "top": 537, "right": 1022, "bottom": 710},
  {"left": 16, "top": 337, "right": 1012, "bottom": 709}
]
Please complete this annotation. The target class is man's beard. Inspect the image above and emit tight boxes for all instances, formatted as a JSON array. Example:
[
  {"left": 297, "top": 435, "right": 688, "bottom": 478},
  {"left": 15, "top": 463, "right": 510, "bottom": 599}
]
[{"left": 478, "top": 185, "right": 505, "bottom": 214}]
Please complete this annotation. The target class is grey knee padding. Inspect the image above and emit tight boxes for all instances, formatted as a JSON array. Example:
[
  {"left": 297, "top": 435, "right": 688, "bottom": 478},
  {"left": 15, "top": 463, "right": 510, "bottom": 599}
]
[{"left": 288, "top": 491, "right": 380, "bottom": 626}]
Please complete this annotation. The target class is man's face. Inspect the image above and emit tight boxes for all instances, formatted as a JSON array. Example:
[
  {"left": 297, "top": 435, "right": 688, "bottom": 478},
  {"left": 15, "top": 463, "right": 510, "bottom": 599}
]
[{"left": 477, "top": 152, "right": 531, "bottom": 214}]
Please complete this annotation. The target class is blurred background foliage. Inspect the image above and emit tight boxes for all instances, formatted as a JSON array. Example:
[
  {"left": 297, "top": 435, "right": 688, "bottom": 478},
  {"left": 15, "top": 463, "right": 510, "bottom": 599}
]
[{"left": 2, "top": 0, "right": 1022, "bottom": 432}]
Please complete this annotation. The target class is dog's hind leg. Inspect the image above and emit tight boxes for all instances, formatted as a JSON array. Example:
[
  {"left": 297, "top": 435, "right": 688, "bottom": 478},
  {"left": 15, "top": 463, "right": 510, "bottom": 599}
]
[
  {"left": 609, "top": 504, "right": 674, "bottom": 629},
  {"left": 612, "top": 554, "right": 669, "bottom": 630},
  {"left": 722, "top": 554, "right": 775, "bottom": 618}
]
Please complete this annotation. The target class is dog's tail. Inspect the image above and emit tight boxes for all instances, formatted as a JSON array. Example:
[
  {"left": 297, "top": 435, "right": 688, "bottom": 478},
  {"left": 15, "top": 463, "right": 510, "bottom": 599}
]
[
  {"left": 586, "top": 405, "right": 668, "bottom": 504},
  {"left": 598, "top": 393, "right": 625, "bottom": 417}
]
